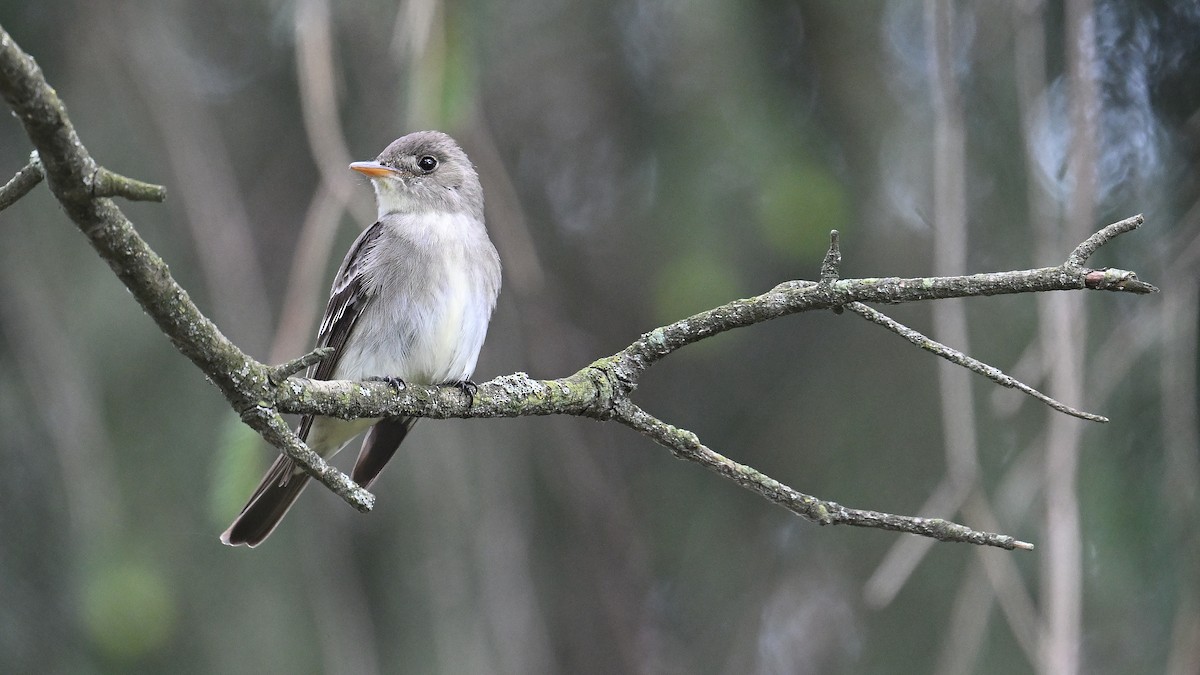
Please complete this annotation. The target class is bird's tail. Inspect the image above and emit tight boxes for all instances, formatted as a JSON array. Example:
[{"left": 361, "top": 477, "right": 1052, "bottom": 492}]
[
  {"left": 220, "top": 455, "right": 310, "bottom": 548},
  {"left": 351, "top": 416, "right": 418, "bottom": 489}
]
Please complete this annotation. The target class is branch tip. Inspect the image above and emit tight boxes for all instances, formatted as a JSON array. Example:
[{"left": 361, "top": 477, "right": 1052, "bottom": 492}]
[
  {"left": 0, "top": 152, "right": 45, "bottom": 211},
  {"left": 90, "top": 167, "right": 167, "bottom": 203},
  {"left": 270, "top": 346, "right": 334, "bottom": 383},
  {"left": 1067, "top": 214, "right": 1144, "bottom": 268},
  {"left": 1083, "top": 268, "right": 1158, "bottom": 294},
  {"left": 847, "top": 302, "right": 1108, "bottom": 422},
  {"left": 819, "top": 229, "right": 842, "bottom": 286},
  {"left": 614, "top": 400, "right": 1026, "bottom": 550}
]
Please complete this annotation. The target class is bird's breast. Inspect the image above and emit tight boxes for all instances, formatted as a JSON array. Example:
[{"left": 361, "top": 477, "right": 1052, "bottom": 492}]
[{"left": 336, "top": 212, "right": 498, "bottom": 385}]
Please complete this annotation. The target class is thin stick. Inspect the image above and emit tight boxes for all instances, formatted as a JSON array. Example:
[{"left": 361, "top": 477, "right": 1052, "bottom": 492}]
[
  {"left": 613, "top": 399, "right": 1034, "bottom": 551},
  {"left": 847, "top": 302, "right": 1108, "bottom": 422},
  {"left": 0, "top": 151, "right": 43, "bottom": 211}
]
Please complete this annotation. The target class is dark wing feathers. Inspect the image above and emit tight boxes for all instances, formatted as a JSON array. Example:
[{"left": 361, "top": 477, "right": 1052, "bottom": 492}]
[
  {"left": 220, "top": 222, "right": 386, "bottom": 547},
  {"left": 294, "top": 221, "right": 385, "bottom": 442},
  {"left": 309, "top": 220, "right": 385, "bottom": 383}
]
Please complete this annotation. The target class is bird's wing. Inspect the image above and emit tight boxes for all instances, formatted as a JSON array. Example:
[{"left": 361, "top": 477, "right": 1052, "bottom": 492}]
[
  {"left": 219, "top": 222, "right": 387, "bottom": 546},
  {"left": 296, "top": 220, "right": 385, "bottom": 441}
]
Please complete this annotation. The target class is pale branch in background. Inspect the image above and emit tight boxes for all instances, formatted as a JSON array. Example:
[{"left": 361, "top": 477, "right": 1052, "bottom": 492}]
[{"left": 0, "top": 24, "right": 1158, "bottom": 550}]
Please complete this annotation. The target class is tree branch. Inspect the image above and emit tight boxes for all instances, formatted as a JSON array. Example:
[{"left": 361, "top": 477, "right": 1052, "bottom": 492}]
[
  {"left": 269, "top": 346, "right": 334, "bottom": 384},
  {"left": 611, "top": 399, "right": 1033, "bottom": 549},
  {"left": 0, "top": 150, "right": 42, "bottom": 211},
  {"left": 88, "top": 166, "right": 167, "bottom": 202},
  {"left": 239, "top": 403, "right": 374, "bottom": 512},
  {"left": 0, "top": 22, "right": 356, "bottom": 510},
  {"left": 0, "top": 24, "right": 1158, "bottom": 550},
  {"left": 845, "top": 302, "right": 1108, "bottom": 422},
  {"left": 1068, "top": 214, "right": 1142, "bottom": 268},
  {"left": 272, "top": 227, "right": 1156, "bottom": 425}
]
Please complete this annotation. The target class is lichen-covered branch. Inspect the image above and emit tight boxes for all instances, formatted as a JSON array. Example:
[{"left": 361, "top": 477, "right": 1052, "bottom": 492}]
[
  {"left": 0, "top": 24, "right": 1158, "bottom": 551},
  {"left": 239, "top": 404, "right": 374, "bottom": 512},
  {"left": 609, "top": 230, "right": 1153, "bottom": 384},
  {"left": 272, "top": 229, "right": 1156, "bottom": 426},
  {"left": 0, "top": 23, "right": 358, "bottom": 511}
]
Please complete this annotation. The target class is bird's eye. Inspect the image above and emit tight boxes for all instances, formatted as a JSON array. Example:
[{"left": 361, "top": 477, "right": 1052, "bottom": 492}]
[{"left": 417, "top": 155, "right": 438, "bottom": 172}]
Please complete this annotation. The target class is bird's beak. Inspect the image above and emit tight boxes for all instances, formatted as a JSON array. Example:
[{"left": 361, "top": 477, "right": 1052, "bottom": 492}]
[{"left": 349, "top": 161, "right": 399, "bottom": 178}]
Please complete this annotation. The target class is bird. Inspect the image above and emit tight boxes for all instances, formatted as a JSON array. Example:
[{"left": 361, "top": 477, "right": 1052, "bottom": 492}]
[{"left": 221, "top": 131, "right": 502, "bottom": 547}]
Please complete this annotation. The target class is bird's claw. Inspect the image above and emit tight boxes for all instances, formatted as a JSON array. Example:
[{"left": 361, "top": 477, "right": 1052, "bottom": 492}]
[
  {"left": 367, "top": 375, "right": 408, "bottom": 391},
  {"left": 451, "top": 379, "right": 478, "bottom": 408}
]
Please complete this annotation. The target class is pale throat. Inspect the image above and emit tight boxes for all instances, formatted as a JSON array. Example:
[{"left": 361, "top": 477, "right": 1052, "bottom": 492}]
[{"left": 372, "top": 180, "right": 420, "bottom": 219}]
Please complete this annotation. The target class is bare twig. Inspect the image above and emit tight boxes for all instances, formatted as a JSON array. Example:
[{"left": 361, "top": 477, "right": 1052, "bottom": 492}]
[
  {"left": 609, "top": 241, "right": 1155, "bottom": 381},
  {"left": 89, "top": 166, "right": 167, "bottom": 202},
  {"left": 239, "top": 404, "right": 374, "bottom": 512},
  {"left": 819, "top": 229, "right": 842, "bottom": 286},
  {"left": 846, "top": 302, "right": 1108, "bottom": 422},
  {"left": 613, "top": 398, "right": 1033, "bottom": 549},
  {"left": 0, "top": 149, "right": 167, "bottom": 208},
  {"left": 0, "top": 150, "right": 43, "bottom": 210},
  {"left": 1067, "top": 213, "right": 1142, "bottom": 268},
  {"left": 270, "top": 347, "right": 334, "bottom": 384}
]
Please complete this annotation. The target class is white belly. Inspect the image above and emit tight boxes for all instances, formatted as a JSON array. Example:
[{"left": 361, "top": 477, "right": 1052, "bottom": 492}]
[
  {"left": 334, "top": 236, "right": 493, "bottom": 385},
  {"left": 310, "top": 211, "right": 499, "bottom": 458}
]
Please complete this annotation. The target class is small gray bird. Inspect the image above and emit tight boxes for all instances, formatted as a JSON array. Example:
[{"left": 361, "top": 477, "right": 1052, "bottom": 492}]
[{"left": 221, "top": 131, "right": 501, "bottom": 547}]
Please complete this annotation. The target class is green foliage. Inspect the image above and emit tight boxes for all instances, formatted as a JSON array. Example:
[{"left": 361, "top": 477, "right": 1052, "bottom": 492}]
[
  {"left": 757, "top": 162, "right": 849, "bottom": 261},
  {"left": 652, "top": 245, "right": 741, "bottom": 329},
  {"left": 81, "top": 557, "right": 176, "bottom": 662},
  {"left": 208, "top": 413, "right": 268, "bottom": 525}
]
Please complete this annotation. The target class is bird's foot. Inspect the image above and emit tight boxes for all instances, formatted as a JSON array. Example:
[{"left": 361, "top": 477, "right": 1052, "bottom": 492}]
[
  {"left": 450, "top": 379, "right": 478, "bottom": 408},
  {"left": 367, "top": 375, "right": 408, "bottom": 391}
]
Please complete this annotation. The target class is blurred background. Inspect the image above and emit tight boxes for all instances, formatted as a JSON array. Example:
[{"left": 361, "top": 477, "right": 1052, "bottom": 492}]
[{"left": 1, "top": 1, "right": 1197, "bottom": 673}]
